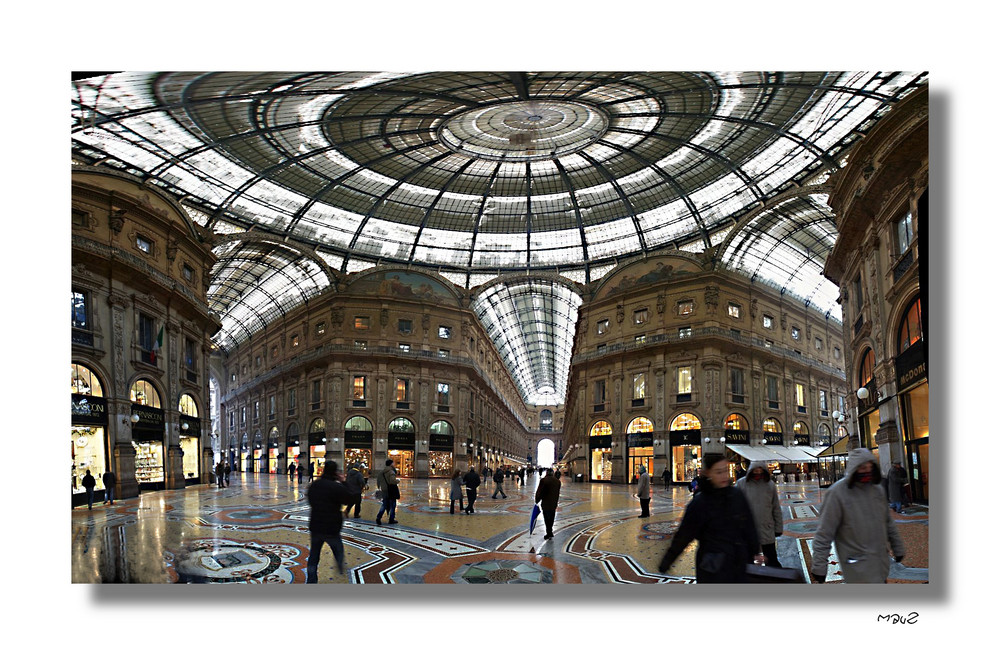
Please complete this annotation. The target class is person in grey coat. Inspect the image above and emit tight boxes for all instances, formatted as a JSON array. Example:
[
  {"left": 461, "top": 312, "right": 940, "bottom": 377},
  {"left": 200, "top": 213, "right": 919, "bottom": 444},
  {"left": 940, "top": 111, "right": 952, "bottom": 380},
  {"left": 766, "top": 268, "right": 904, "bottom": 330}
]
[
  {"left": 886, "top": 462, "right": 909, "bottom": 514},
  {"left": 636, "top": 465, "right": 651, "bottom": 518},
  {"left": 810, "top": 448, "right": 905, "bottom": 583},
  {"left": 734, "top": 460, "right": 784, "bottom": 567},
  {"left": 449, "top": 469, "right": 465, "bottom": 514},
  {"left": 343, "top": 462, "right": 365, "bottom": 519}
]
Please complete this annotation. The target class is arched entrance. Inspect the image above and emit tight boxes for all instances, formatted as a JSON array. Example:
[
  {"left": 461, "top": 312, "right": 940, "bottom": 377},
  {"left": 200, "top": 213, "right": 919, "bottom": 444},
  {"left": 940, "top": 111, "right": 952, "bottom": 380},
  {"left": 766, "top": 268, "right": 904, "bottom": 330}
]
[{"left": 537, "top": 438, "right": 555, "bottom": 468}]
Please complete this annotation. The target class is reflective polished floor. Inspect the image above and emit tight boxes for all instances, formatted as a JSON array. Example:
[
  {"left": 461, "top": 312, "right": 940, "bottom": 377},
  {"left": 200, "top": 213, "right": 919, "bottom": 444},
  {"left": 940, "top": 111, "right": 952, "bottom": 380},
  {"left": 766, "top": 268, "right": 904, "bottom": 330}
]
[{"left": 71, "top": 472, "right": 929, "bottom": 584}]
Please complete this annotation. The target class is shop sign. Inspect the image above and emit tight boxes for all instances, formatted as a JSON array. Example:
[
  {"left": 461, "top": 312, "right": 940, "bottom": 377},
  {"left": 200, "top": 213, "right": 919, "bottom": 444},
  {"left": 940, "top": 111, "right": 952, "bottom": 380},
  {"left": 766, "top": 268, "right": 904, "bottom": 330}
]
[
  {"left": 725, "top": 430, "right": 750, "bottom": 444},
  {"left": 857, "top": 381, "right": 878, "bottom": 414},
  {"left": 72, "top": 393, "right": 106, "bottom": 425},
  {"left": 131, "top": 404, "right": 164, "bottom": 439},
  {"left": 627, "top": 434, "right": 653, "bottom": 448},
  {"left": 669, "top": 430, "right": 701, "bottom": 445},
  {"left": 794, "top": 437, "right": 810, "bottom": 445},
  {"left": 308, "top": 431, "right": 326, "bottom": 445},
  {"left": 388, "top": 432, "right": 415, "bottom": 448},
  {"left": 589, "top": 435, "right": 611, "bottom": 449},
  {"left": 429, "top": 434, "right": 454, "bottom": 451},
  {"left": 895, "top": 341, "right": 927, "bottom": 391},
  {"left": 344, "top": 431, "right": 372, "bottom": 447},
  {"left": 179, "top": 413, "right": 200, "bottom": 437}
]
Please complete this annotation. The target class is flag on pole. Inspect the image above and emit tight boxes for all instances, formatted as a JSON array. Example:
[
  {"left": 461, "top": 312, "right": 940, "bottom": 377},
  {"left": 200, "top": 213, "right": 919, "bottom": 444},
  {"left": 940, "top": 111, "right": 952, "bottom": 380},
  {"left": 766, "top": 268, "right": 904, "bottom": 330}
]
[{"left": 151, "top": 325, "right": 164, "bottom": 364}]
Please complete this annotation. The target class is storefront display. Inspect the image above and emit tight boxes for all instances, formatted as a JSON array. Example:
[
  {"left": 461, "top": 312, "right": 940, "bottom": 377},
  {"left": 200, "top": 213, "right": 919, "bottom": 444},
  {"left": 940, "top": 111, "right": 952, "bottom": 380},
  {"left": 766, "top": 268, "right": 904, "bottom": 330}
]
[
  {"left": 428, "top": 451, "right": 453, "bottom": 477},
  {"left": 268, "top": 447, "right": 280, "bottom": 474},
  {"left": 287, "top": 445, "right": 301, "bottom": 473},
  {"left": 671, "top": 445, "right": 701, "bottom": 483},
  {"left": 72, "top": 426, "right": 107, "bottom": 493},
  {"left": 388, "top": 449, "right": 414, "bottom": 477},
  {"left": 309, "top": 445, "right": 326, "bottom": 475},
  {"left": 253, "top": 446, "right": 264, "bottom": 473},
  {"left": 861, "top": 409, "right": 880, "bottom": 464},
  {"left": 179, "top": 436, "right": 199, "bottom": 483},
  {"left": 345, "top": 448, "right": 372, "bottom": 475},
  {"left": 590, "top": 447, "right": 612, "bottom": 481},
  {"left": 133, "top": 440, "right": 164, "bottom": 484},
  {"left": 669, "top": 414, "right": 702, "bottom": 484},
  {"left": 900, "top": 381, "right": 929, "bottom": 503}
]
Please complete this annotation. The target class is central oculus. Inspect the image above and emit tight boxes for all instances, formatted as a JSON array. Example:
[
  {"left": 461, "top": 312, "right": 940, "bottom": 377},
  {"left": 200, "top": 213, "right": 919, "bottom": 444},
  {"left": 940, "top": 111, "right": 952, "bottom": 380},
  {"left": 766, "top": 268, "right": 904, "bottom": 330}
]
[{"left": 438, "top": 100, "right": 610, "bottom": 161}]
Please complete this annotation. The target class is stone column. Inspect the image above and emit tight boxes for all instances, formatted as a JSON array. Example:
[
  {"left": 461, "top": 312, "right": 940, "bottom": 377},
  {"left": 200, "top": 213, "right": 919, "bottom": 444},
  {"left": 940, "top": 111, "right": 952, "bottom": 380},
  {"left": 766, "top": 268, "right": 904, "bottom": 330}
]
[{"left": 165, "top": 444, "right": 185, "bottom": 489}]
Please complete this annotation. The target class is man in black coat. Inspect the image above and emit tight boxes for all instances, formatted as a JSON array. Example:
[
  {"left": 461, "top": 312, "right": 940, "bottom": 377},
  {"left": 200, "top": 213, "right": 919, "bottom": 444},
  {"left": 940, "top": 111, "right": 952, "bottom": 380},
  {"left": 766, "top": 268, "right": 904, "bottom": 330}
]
[
  {"left": 463, "top": 465, "right": 481, "bottom": 514},
  {"left": 102, "top": 469, "right": 116, "bottom": 505},
  {"left": 306, "top": 461, "right": 351, "bottom": 583}
]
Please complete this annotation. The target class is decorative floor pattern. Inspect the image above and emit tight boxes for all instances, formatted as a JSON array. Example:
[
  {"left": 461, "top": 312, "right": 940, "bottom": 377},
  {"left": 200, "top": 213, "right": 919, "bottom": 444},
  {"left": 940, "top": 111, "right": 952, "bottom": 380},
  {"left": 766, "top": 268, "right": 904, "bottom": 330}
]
[{"left": 70, "top": 473, "right": 928, "bottom": 584}]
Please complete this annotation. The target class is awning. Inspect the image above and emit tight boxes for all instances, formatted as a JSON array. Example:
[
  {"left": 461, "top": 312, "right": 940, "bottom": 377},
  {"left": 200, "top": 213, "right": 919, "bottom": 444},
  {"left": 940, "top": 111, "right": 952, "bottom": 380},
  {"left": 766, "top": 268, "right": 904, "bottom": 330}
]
[
  {"left": 763, "top": 445, "right": 817, "bottom": 463},
  {"left": 799, "top": 445, "right": 825, "bottom": 458},
  {"left": 727, "top": 444, "right": 788, "bottom": 462},
  {"left": 817, "top": 435, "right": 851, "bottom": 457}
]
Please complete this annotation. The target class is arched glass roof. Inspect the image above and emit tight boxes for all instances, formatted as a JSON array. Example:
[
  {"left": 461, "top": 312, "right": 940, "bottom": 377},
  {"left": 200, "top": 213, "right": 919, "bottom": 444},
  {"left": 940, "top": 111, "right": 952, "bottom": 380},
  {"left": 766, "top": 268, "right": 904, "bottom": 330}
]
[{"left": 71, "top": 71, "right": 927, "bottom": 404}]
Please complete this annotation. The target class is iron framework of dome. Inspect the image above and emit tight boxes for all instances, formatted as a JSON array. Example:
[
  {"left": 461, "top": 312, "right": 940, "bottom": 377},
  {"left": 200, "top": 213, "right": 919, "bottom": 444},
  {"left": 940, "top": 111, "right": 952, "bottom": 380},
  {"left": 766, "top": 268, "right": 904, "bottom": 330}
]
[{"left": 71, "top": 71, "right": 927, "bottom": 405}]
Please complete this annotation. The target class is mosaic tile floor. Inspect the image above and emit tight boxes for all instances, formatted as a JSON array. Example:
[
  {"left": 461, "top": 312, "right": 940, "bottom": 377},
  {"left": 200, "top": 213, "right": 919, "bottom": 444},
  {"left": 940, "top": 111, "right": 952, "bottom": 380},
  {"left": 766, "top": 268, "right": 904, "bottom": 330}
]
[{"left": 70, "top": 473, "right": 928, "bottom": 584}]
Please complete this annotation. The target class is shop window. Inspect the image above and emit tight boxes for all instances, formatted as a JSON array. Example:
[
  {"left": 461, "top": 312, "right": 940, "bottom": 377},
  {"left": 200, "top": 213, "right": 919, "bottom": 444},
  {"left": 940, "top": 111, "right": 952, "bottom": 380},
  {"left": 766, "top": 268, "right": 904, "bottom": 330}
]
[
  {"left": 763, "top": 417, "right": 781, "bottom": 436},
  {"left": 72, "top": 363, "right": 104, "bottom": 397},
  {"left": 677, "top": 366, "right": 692, "bottom": 402},
  {"left": 627, "top": 416, "right": 653, "bottom": 433},
  {"left": 399, "top": 318, "right": 412, "bottom": 334},
  {"left": 895, "top": 211, "right": 914, "bottom": 254},
  {"left": 596, "top": 319, "right": 609, "bottom": 335},
  {"left": 897, "top": 297, "right": 923, "bottom": 354},
  {"left": 632, "top": 373, "right": 646, "bottom": 406},
  {"left": 796, "top": 383, "right": 807, "bottom": 413},
  {"left": 389, "top": 417, "right": 414, "bottom": 433},
  {"left": 766, "top": 375, "right": 779, "bottom": 409},
  {"left": 670, "top": 413, "right": 702, "bottom": 431},
  {"left": 763, "top": 314, "right": 773, "bottom": 329},
  {"left": 725, "top": 413, "right": 747, "bottom": 430},
  {"left": 730, "top": 367, "right": 745, "bottom": 404},
  {"left": 678, "top": 300, "right": 694, "bottom": 316},
  {"left": 859, "top": 348, "right": 875, "bottom": 387},
  {"left": 136, "top": 234, "right": 152, "bottom": 254},
  {"left": 728, "top": 303, "right": 741, "bottom": 319},
  {"left": 437, "top": 383, "right": 450, "bottom": 412},
  {"left": 633, "top": 308, "right": 648, "bottom": 325},
  {"left": 678, "top": 326, "right": 691, "bottom": 338},
  {"left": 430, "top": 420, "right": 453, "bottom": 435},
  {"left": 439, "top": 325, "right": 452, "bottom": 339},
  {"left": 590, "top": 420, "right": 612, "bottom": 436},
  {"left": 130, "top": 379, "right": 161, "bottom": 407},
  {"left": 354, "top": 316, "right": 370, "bottom": 330}
]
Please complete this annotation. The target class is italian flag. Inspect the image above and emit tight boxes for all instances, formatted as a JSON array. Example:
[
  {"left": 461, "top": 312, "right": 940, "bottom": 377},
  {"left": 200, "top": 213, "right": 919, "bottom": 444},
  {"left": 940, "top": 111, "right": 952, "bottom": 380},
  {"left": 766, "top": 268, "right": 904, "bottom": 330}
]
[{"left": 151, "top": 325, "right": 164, "bottom": 364}]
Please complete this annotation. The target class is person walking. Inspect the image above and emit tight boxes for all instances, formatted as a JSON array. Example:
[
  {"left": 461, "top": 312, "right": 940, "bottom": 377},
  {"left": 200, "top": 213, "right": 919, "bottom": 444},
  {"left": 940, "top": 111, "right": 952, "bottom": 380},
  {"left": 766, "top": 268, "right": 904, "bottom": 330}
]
[
  {"left": 343, "top": 462, "right": 365, "bottom": 519},
  {"left": 519, "top": 468, "right": 526, "bottom": 486},
  {"left": 636, "top": 465, "right": 651, "bottom": 518},
  {"left": 810, "top": 448, "right": 905, "bottom": 584},
  {"left": 297, "top": 460, "right": 304, "bottom": 483},
  {"left": 82, "top": 469, "right": 97, "bottom": 510},
  {"left": 463, "top": 465, "right": 481, "bottom": 514},
  {"left": 308, "top": 461, "right": 315, "bottom": 482},
  {"left": 215, "top": 461, "right": 225, "bottom": 488},
  {"left": 658, "top": 453, "right": 763, "bottom": 583},
  {"left": 449, "top": 469, "right": 466, "bottom": 514},
  {"left": 534, "top": 468, "right": 561, "bottom": 539},
  {"left": 375, "top": 459, "right": 400, "bottom": 526},
  {"left": 102, "top": 469, "right": 116, "bottom": 505},
  {"left": 887, "top": 461, "right": 908, "bottom": 514},
  {"left": 491, "top": 467, "right": 508, "bottom": 499},
  {"left": 224, "top": 461, "right": 231, "bottom": 486},
  {"left": 661, "top": 468, "right": 669, "bottom": 489},
  {"left": 288, "top": 462, "right": 296, "bottom": 481},
  {"left": 734, "top": 460, "right": 784, "bottom": 568},
  {"left": 305, "top": 461, "right": 350, "bottom": 582}
]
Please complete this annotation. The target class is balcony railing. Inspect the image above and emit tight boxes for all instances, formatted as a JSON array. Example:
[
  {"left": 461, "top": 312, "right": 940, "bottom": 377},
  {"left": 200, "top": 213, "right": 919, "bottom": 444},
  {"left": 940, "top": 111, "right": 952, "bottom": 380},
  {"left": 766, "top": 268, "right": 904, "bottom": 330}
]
[{"left": 893, "top": 249, "right": 915, "bottom": 283}]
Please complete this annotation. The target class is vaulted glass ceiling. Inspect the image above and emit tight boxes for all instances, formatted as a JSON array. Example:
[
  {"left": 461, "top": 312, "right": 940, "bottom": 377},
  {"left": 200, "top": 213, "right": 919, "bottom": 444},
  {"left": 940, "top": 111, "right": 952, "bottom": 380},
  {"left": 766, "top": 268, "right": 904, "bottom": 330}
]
[{"left": 71, "top": 71, "right": 927, "bottom": 405}]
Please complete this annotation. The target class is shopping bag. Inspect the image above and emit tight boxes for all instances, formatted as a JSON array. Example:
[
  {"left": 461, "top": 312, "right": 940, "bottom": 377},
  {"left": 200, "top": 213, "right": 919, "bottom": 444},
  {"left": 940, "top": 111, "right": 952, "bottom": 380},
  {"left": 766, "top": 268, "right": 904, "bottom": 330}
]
[
  {"left": 744, "top": 564, "right": 804, "bottom": 583},
  {"left": 529, "top": 503, "right": 541, "bottom": 535}
]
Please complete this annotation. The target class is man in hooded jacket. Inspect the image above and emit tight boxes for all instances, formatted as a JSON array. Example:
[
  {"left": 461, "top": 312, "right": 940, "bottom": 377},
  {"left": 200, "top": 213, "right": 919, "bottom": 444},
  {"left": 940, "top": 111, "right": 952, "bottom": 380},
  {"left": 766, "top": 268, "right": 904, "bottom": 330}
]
[
  {"left": 636, "top": 465, "right": 651, "bottom": 518},
  {"left": 810, "top": 448, "right": 905, "bottom": 583},
  {"left": 734, "top": 460, "right": 784, "bottom": 567}
]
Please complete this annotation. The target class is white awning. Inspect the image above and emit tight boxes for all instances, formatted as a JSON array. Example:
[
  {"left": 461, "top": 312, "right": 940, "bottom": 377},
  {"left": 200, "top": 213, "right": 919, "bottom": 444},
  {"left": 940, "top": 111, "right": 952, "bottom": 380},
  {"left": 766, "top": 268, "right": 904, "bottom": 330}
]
[
  {"left": 727, "top": 444, "right": 788, "bottom": 462},
  {"left": 763, "top": 445, "right": 818, "bottom": 462}
]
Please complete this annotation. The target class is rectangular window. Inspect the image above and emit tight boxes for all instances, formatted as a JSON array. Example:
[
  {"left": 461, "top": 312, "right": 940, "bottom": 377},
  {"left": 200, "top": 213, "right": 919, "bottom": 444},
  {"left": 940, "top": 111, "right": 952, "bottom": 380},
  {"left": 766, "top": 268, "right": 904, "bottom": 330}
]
[
  {"left": 253, "top": 401, "right": 259, "bottom": 422},
  {"left": 820, "top": 390, "right": 829, "bottom": 416},
  {"left": 311, "top": 380, "right": 321, "bottom": 404},
  {"left": 136, "top": 235, "right": 152, "bottom": 253},
  {"left": 896, "top": 211, "right": 914, "bottom": 254},
  {"left": 255, "top": 355, "right": 261, "bottom": 368},
  {"left": 765, "top": 339, "right": 774, "bottom": 348},
  {"left": 853, "top": 275, "right": 864, "bottom": 313},
  {"left": 287, "top": 389, "right": 296, "bottom": 414},
  {"left": 240, "top": 406, "right": 246, "bottom": 426},
  {"left": 678, "top": 326, "right": 692, "bottom": 338},
  {"left": 72, "top": 290, "right": 89, "bottom": 329},
  {"left": 291, "top": 335, "right": 300, "bottom": 348},
  {"left": 678, "top": 366, "right": 692, "bottom": 397},
  {"left": 633, "top": 308, "right": 648, "bottom": 325},
  {"left": 437, "top": 383, "right": 450, "bottom": 410},
  {"left": 398, "top": 343, "right": 411, "bottom": 352},
  {"left": 315, "top": 322, "right": 326, "bottom": 336},
  {"left": 398, "top": 318, "right": 412, "bottom": 334},
  {"left": 182, "top": 264, "right": 194, "bottom": 282},
  {"left": 834, "top": 346, "right": 841, "bottom": 359},
  {"left": 632, "top": 373, "right": 646, "bottom": 401},
  {"left": 791, "top": 327, "right": 800, "bottom": 340},
  {"left": 596, "top": 319, "right": 609, "bottom": 335},
  {"left": 268, "top": 395, "right": 275, "bottom": 419},
  {"left": 728, "top": 303, "right": 741, "bottom": 318},
  {"left": 228, "top": 411, "right": 234, "bottom": 430},
  {"left": 839, "top": 395, "right": 846, "bottom": 415},
  {"left": 678, "top": 300, "right": 694, "bottom": 316},
  {"left": 796, "top": 383, "right": 807, "bottom": 412},
  {"left": 596, "top": 343, "right": 607, "bottom": 354},
  {"left": 731, "top": 367, "right": 745, "bottom": 403},
  {"left": 635, "top": 334, "right": 646, "bottom": 344},
  {"left": 593, "top": 379, "right": 606, "bottom": 408},
  {"left": 815, "top": 337, "right": 823, "bottom": 350},
  {"left": 766, "top": 375, "right": 779, "bottom": 409},
  {"left": 396, "top": 378, "right": 410, "bottom": 402},
  {"left": 763, "top": 314, "right": 773, "bottom": 329},
  {"left": 438, "top": 349, "right": 450, "bottom": 358},
  {"left": 354, "top": 316, "right": 370, "bottom": 330},
  {"left": 353, "top": 376, "right": 366, "bottom": 400},
  {"left": 438, "top": 325, "right": 452, "bottom": 339},
  {"left": 138, "top": 313, "right": 156, "bottom": 352}
]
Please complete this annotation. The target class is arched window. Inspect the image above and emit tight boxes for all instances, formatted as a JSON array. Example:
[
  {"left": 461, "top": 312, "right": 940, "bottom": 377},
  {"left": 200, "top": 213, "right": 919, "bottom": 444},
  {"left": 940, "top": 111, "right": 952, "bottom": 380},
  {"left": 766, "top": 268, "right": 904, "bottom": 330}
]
[
  {"left": 286, "top": 423, "right": 299, "bottom": 439},
  {"left": 269, "top": 427, "right": 279, "bottom": 441},
  {"left": 793, "top": 421, "right": 809, "bottom": 435},
  {"left": 540, "top": 409, "right": 553, "bottom": 431},
  {"left": 178, "top": 393, "right": 199, "bottom": 417},
  {"left": 819, "top": 424, "right": 831, "bottom": 437},
  {"left": 590, "top": 420, "right": 613, "bottom": 436},
  {"left": 725, "top": 413, "right": 748, "bottom": 430},
  {"left": 670, "top": 413, "right": 701, "bottom": 431},
  {"left": 309, "top": 418, "right": 326, "bottom": 433},
  {"left": 130, "top": 379, "right": 160, "bottom": 407},
  {"left": 859, "top": 348, "right": 875, "bottom": 387},
  {"left": 763, "top": 418, "right": 782, "bottom": 433},
  {"left": 430, "top": 420, "right": 453, "bottom": 435},
  {"left": 897, "top": 297, "right": 923, "bottom": 355},
  {"left": 345, "top": 416, "right": 373, "bottom": 432},
  {"left": 71, "top": 363, "right": 103, "bottom": 396},
  {"left": 626, "top": 416, "right": 654, "bottom": 433},
  {"left": 389, "top": 417, "right": 415, "bottom": 432}
]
